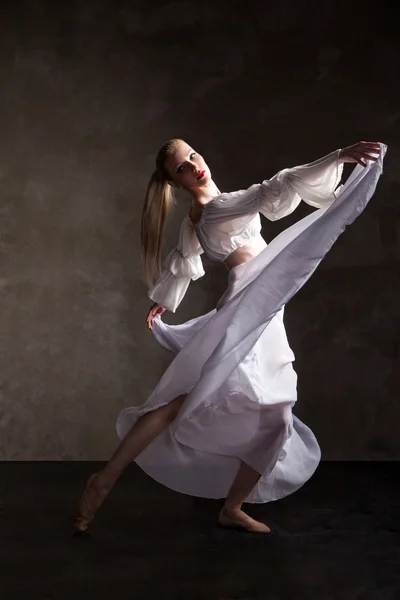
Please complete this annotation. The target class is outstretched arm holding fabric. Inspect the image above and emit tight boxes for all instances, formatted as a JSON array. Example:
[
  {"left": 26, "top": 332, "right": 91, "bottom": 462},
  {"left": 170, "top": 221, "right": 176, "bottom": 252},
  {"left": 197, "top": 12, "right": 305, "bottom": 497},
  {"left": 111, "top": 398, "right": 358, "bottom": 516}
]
[
  {"left": 146, "top": 141, "right": 380, "bottom": 327},
  {"left": 258, "top": 141, "right": 381, "bottom": 220}
]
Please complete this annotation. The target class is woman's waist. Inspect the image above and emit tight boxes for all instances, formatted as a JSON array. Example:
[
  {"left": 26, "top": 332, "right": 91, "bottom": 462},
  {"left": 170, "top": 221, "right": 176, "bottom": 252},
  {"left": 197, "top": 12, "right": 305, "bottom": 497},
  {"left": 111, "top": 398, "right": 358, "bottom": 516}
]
[{"left": 223, "top": 234, "right": 267, "bottom": 271}]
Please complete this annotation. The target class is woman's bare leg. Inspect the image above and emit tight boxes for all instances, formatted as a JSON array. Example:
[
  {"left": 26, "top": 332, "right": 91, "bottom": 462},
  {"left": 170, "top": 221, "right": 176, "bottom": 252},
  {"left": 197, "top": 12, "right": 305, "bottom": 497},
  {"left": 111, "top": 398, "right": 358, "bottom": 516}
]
[
  {"left": 74, "top": 394, "right": 187, "bottom": 531},
  {"left": 219, "top": 403, "right": 292, "bottom": 533},
  {"left": 219, "top": 461, "right": 270, "bottom": 533}
]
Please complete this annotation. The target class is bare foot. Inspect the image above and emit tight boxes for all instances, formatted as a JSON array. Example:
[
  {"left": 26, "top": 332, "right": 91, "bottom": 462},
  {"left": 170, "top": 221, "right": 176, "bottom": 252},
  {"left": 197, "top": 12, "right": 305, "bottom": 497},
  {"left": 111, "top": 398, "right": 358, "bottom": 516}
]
[
  {"left": 74, "top": 473, "right": 111, "bottom": 532},
  {"left": 218, "top": 507, "right": 271, "bottom": 533}
]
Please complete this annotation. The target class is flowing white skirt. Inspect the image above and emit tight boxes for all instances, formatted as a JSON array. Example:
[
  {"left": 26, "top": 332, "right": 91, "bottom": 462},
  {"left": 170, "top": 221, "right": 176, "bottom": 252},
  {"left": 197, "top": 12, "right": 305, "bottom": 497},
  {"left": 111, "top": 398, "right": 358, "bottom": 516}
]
[{"left": 117, "top": 145, "right": 386, "bottom": 503}]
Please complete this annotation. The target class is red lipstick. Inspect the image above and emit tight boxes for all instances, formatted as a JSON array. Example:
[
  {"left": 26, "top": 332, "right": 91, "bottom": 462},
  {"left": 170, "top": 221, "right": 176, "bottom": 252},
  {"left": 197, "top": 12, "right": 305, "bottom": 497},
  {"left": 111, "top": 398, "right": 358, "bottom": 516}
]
[{"left": 197, "top": 170, "right": 205, "bottom": 180}]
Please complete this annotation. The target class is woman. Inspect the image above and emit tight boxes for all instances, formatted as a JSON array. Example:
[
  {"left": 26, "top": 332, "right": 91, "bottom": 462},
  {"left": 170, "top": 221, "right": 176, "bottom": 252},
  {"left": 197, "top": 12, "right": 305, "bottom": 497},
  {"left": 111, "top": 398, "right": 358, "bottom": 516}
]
[{"left": 74, "top": 138, "right": 385, "bottom": 534}]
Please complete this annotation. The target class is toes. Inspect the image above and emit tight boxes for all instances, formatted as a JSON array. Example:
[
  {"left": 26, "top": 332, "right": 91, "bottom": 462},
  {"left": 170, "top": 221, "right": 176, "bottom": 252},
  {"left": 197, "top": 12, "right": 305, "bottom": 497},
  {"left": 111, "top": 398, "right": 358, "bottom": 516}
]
[{"left": 74, "top": 518, "right": 89, "bottom": 532}]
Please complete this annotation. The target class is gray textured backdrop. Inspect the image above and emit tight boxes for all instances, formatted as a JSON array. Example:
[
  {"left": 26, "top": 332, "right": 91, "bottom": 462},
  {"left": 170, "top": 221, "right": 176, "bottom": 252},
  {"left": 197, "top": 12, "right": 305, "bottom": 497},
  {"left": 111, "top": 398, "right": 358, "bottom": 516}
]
[{"left": 0, "top": 0, "right": 399, "bottom": 460}]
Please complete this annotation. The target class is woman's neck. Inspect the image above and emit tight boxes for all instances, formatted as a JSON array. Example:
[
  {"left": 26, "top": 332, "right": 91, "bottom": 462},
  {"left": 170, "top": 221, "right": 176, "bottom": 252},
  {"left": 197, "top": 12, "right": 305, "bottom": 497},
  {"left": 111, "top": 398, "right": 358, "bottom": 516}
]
[{"left": 191, "top": 180, "right": 221, "bottom": 206}]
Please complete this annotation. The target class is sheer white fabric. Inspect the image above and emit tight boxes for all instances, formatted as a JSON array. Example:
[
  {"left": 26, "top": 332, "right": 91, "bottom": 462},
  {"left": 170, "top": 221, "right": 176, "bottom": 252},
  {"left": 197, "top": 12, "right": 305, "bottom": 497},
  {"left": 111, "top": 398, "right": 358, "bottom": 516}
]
[
  {"left": 148, "top": 216, "right": 204, "bottom": 312},
  {"left": 118, "top": 144, "right": 386, "bottom": 503},
  {"left": 195, "top": 149, "right": 343, "bottom": 261}
]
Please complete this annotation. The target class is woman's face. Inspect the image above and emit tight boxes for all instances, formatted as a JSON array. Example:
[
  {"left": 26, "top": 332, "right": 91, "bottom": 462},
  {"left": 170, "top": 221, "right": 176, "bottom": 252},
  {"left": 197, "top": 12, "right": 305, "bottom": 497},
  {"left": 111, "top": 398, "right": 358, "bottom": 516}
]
[{"left": 164, "top": 140, "right": 211, "bottom": 191}]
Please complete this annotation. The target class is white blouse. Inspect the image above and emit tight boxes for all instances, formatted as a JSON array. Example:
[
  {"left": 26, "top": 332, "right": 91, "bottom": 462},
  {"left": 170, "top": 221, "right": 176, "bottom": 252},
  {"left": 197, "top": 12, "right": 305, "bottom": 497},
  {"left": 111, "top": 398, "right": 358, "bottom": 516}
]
[{"left": 149, "top": 149, "right": 343, "bottom": 312}]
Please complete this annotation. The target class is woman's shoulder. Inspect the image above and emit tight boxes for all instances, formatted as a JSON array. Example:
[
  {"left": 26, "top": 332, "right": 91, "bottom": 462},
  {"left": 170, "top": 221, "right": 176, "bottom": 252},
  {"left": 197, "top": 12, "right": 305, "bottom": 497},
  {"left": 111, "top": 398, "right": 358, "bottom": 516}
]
[
  {"left": 188, "top": 205, "right": 202, "bottom": 225},
  {"left": 209, "top": 184, "right": 261, "bottom": 215},
  {"left": 187, "top": 183, "right": 261, "bottom": 228}
]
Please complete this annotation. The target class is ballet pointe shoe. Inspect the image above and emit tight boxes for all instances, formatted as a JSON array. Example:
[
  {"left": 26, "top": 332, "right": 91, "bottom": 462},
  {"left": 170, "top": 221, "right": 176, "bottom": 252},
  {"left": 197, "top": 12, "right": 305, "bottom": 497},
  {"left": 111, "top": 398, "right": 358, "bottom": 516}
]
[
  {"left": 218, "top": 507, "right": 271, "bottom": 534},
  {"left": 74, "top": 473, "right": 110, "bottom": 532}
]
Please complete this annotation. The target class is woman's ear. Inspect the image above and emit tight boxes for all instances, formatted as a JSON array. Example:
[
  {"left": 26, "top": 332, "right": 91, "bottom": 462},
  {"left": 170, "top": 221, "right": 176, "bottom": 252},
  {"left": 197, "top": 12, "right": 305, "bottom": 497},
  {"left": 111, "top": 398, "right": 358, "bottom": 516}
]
[{"left": 168, "top": 180, "right": 182, "bottom": 189}]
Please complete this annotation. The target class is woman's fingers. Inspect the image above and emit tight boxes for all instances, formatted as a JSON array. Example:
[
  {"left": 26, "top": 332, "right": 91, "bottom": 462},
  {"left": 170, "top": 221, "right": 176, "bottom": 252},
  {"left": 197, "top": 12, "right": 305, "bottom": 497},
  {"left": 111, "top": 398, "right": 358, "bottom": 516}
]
[
  {"left": 145, "top": 308, "right": 155, "bottom": 330},
  {"left": 357, "top": 150, "right": 379, "bottom": 166},
  {"left": 145, "top": 303, "right": 165, "bottom": 330},
  {"left": 360, "top": 141, "right": 380, "bottom": 149},
  {"left": 357, "top": 141, "right": 380, "bottom": 150},
  {"left": 356, "top": 152, "right": 378, "bottom": 163},
  {"left": 357, "top": 142, "right": 381, "bottom": 158},
  {"left": 344, "top": 141, "right": 381, "bottom": 167}
]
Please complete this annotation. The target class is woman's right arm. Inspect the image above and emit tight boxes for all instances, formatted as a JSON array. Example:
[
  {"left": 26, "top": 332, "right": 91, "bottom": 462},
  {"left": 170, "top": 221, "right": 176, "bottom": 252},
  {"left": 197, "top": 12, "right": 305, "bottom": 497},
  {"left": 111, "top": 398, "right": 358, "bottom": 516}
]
[{"left": 145, "top": 215, "right": 205, "bottom": 327}]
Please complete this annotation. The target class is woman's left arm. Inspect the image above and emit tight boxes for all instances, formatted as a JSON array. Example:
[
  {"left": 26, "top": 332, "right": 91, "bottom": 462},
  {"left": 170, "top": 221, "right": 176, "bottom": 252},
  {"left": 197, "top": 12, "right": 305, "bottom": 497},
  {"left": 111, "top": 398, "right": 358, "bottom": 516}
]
[{"left": 258, "top": 140, "right": 381, "bottom": 220}]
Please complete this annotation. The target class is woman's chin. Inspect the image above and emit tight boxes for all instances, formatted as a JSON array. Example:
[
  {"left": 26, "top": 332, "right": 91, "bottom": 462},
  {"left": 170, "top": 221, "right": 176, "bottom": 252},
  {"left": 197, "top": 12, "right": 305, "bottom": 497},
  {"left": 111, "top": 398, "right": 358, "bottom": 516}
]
[{"left": 196, "top": 175, "right": 211, "bottom": 188}]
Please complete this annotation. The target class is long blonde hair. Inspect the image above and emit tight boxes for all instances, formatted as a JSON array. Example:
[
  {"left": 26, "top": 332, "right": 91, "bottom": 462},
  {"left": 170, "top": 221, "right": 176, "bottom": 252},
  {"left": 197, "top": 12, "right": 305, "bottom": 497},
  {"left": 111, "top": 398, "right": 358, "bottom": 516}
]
[{"left": 141, "top": 139, "right": 183, "bottom": 287}]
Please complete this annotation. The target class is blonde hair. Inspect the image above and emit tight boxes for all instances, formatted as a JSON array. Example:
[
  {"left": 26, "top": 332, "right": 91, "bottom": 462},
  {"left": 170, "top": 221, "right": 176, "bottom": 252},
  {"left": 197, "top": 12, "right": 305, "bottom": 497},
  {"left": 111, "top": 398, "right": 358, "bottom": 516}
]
[{"left": 141, "top": 138, "right": 183, "bottom": 287}]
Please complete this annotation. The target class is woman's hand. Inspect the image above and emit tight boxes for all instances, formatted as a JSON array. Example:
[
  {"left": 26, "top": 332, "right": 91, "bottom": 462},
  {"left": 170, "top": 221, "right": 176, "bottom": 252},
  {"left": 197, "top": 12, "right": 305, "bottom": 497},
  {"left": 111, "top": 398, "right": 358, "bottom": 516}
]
[
  {"left": 339, "top": 141, "right": 381, "bottom": 167},
  {"left": 146, "top": 303, "right": 166, "bottom": 330}
]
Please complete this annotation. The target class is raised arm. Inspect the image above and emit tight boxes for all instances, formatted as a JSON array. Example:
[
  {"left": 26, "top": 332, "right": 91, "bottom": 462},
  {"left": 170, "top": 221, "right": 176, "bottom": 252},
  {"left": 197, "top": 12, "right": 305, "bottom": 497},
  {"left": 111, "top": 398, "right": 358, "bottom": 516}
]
[{"left": 258, "top": 141, "right": 380, "bottom": 221}]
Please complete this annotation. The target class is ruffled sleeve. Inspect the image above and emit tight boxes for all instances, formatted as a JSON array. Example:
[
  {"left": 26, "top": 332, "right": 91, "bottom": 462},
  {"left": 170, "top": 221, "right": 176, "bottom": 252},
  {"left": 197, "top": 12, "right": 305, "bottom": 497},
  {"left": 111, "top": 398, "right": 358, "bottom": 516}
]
[
  {"left": 258, "top": 149, "right": 343, "bottom": 221},
  {"left": 148, "top": 215, "right": 205, "bottom": 313}
]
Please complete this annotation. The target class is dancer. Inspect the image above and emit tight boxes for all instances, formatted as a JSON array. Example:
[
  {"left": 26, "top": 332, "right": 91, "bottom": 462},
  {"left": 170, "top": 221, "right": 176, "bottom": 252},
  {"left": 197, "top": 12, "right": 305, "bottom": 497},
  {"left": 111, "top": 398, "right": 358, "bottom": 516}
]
[{"left": 74, "top": 138, "right": 384, "bottom": 534}]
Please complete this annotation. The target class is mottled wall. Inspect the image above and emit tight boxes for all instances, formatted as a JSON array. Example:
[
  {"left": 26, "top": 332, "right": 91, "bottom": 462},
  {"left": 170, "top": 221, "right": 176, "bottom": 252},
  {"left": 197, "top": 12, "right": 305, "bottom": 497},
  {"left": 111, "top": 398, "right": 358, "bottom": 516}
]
[{"left": 0, "top": 0, "right": 399, "bottom": 460}]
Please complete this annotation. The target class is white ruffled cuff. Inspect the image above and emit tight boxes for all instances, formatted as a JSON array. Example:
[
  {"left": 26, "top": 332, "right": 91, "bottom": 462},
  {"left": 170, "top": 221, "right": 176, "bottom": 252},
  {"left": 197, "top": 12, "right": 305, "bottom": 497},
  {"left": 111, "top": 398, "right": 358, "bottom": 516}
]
[
  {"left": 163, "top": 248, "right": 205, "bottom": 280},
  {"left": 148, "top": 272, "right": 191, "bottom": 313},
  {"left": 148, "top": 250, "right": 205, "bottom": 313}
]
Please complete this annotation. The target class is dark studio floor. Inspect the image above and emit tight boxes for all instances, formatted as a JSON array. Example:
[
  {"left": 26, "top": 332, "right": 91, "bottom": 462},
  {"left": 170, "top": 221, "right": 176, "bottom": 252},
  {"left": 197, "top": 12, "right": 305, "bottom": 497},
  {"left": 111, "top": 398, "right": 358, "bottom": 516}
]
[{"left": 0, "top": 462, "right": 399, "bottom": 600}]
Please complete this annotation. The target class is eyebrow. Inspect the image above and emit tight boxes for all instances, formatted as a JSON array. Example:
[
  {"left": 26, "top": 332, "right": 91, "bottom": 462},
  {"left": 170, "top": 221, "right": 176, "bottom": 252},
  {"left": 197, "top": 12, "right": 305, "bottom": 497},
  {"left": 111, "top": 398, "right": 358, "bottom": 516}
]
[{"left": 173, "top": 149, "right": 194, "bottom": 170}]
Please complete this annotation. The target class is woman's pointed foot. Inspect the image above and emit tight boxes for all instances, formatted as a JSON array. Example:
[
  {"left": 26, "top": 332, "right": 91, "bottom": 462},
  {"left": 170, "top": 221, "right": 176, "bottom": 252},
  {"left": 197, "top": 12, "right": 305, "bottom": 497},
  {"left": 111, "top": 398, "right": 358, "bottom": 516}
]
[
  {"left": 74, "top": 473, "right": 110, "bottom": 532},
  {"left": 218, "top": 507, "right": 271, "bottom": 534}
]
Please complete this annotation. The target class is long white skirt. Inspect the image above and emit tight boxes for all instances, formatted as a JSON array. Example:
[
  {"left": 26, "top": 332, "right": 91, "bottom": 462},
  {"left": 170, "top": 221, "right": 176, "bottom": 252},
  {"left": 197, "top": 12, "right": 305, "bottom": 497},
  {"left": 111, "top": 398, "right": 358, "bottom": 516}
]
[{"left": 117, "top": 146, "right": 386, "bottom": 503}]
